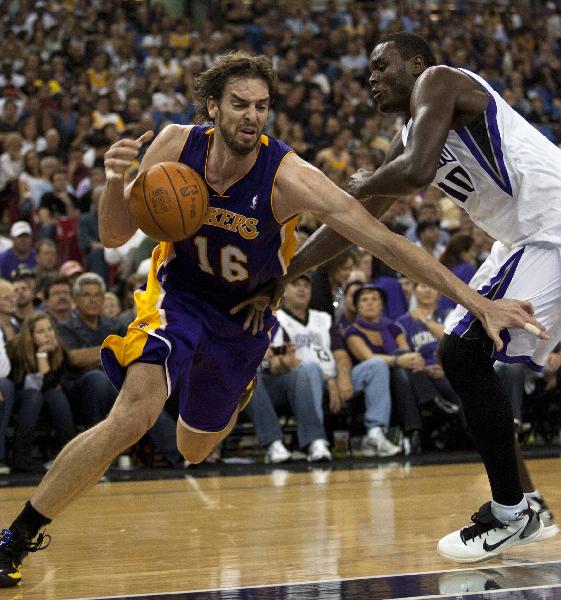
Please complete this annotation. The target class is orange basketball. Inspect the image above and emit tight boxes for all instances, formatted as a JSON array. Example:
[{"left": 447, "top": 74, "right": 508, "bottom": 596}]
[{"left": 129, "top": 162, "right": 209, "bottom": 242}]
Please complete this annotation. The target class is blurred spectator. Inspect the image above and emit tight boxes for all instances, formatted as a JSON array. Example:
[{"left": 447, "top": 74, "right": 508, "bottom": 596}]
[
  {"left": 78, "top": 185, "right": 108, "bottom": 283},
  {"left": 117, "top": 272, "right": 146, "bottom": 329},
  {"left": 438, "top": 234, "right": 477, "bottom": 315},
  {"left": 368, "top": 255, "right": 408, "bottom": 320},
  {"left": 57, "top": 273, "right": 122, "bottom": 427},
  {"left": 42, "top": 275, "right": 73, "bottom": 323},
  {"left": 12, "top": 269, "right": 36, "bottom": 324},
  {"left": 336, "top": 279, "right": 363, "bottom": 333},
  {"left": 0, "top": 98, "right": 20, "bottom": 136},
  {"left": 396, "top": 282, "right": 461, "bottom": 416},
  {"left": 0, "top": 132, "right": 23, "bottom": 196},
  {"left": 245, "top": 340, "right": 332, "bottom": 463},
  {"left": 0, "top": 279, "right": 18, "bottom": 340},
  {"left": 344, "top": 284, "right": 428, "bottom": 455},
  {"left": 103, "top": 291, "right": 121, "bottom": 320},
  {"left": 276, "top": 274, "right": 354, "bottom": 420},
  {"left": 59, "top": 260, "right": 84, "bottom": 285},
  {"left": 415, "top": 220, "right": 446, "bottom": 259},
  {"left": 309, "top": 249, "right": 356, "bottom": 319},
  {"left": 34, "top": 238, "right": 58, "bottom": 291},
  {"left": 17, "top": 148, "right": 41, "bottom": 217},
  {"left": 0, "top": 221, "right": 36, "bottom": 280},
  {"left": 38, "top": 168, "right": 79, "bottom": 240},
  {"left": 8, "top": 312, "right": 76, "bottom": 472},
  {"left": 0, "top": 327, "right": 15, "bottom": 474}
]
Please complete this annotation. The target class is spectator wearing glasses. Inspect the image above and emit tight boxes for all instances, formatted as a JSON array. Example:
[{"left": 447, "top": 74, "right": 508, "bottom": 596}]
[{"left": 56, "top": 273, "right": 123, "bottom": 428}]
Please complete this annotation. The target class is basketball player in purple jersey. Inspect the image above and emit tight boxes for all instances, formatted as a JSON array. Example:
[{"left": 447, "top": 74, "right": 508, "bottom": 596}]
[
  {"left": 0, "top": 52, "right": 545, "bottom": 587},
  {"left": 237, "top": 32, "right": 560, "bottom": 563}
]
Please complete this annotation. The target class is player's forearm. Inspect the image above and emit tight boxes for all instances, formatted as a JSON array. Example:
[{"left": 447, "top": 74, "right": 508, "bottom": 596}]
[
  {"left": 284, "top": 196, "right": 394, "bottom": 283},
  {"left": 98, "top": 177, "right": 136, "bottom": 248},
  {"left": 284, "top": 225, "right": 351, "bottom": 282},
  {"left": 358, "top": 156, "right": 432, "bottom": 197},
  {"left": 323, "top": 207, "right": 488, "bottom": 322}
]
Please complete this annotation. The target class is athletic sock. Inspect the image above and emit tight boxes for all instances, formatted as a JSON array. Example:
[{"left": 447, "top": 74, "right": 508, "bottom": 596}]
[
  {"left": 491, "top": 497, "right": 529, "bottom": 523},
  {"left": 524, "top": 490, "right": 541, "bottom": 501},
  {"left": 9, "top": 501, "right": 51, "bottom": 540}
]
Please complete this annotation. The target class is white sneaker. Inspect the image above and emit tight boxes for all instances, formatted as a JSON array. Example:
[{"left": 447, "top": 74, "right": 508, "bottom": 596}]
[
  {"left": 528, "top": 496, "right": 559, "bottom": 541},
  {"left": 265, "top": 440, "right": 291, "bottom": 464},
  {"left": 365, "top": 426, "right": 401, "bottom": 457},
  {"left": 437, "top": 501, "right": 543, "bottom": 563},
  {"left": 307, "top": 439, "right": 332, "bottom": 462}
]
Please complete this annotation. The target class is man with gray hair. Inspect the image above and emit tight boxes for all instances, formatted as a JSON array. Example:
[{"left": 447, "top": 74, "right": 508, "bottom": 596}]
[
  {"left": 57, "top": 272, "right": 122, "bottom": 427},
  {"left": 58, "top": 272, "right": 183, "bottom": 465}
]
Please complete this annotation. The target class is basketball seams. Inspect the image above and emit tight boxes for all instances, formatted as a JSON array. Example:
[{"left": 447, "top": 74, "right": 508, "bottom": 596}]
[
  {"left": 160, "top": 163, "right": 187, "bottom": 237},
  {"left": 141, "top": 168, "right": 173, "bottom": 241}
]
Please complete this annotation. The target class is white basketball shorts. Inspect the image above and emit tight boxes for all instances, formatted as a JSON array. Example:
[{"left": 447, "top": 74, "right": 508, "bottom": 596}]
[{"left": 444, "top": 241, "right": 561, "bottom": 371}]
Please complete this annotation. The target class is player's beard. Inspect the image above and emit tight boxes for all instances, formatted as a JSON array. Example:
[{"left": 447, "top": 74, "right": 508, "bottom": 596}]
[{"left": 217, "top": 117, "right": 261, "bottom": 156}]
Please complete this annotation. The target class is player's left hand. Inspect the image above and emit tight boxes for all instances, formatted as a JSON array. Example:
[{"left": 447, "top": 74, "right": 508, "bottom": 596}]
[
  {"left": 478, "top": 298, "right": 549, "bottom": 352},
  {"left": 348, "top": 168, "right": 374, "bottom": 199}
]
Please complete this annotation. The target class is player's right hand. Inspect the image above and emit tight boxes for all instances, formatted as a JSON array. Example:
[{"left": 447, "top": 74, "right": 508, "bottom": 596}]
[
  {"left": 478, "top": 297, "right": 549, "bottom": 351},
  {"left": 104, "top": 130, "right": 154, "bottom": 181}
]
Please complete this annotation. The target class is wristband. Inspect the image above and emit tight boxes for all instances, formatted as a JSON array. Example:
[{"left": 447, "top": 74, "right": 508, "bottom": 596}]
[{"left": 36, "top": 352, "right": 48, "bottom": 359}]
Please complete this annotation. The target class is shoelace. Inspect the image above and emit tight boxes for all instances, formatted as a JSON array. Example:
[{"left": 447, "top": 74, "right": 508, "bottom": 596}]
[
  {"left": 460, "top": 507, "right": 505, "bottom": 544},
  {"left": 0, "top": 530, "right": 51, "bottom": 564}
]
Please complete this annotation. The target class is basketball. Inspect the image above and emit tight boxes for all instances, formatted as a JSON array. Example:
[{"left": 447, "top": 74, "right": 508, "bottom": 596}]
[{"left": 129, "top": 162, "right": 209, "bottom": 242}]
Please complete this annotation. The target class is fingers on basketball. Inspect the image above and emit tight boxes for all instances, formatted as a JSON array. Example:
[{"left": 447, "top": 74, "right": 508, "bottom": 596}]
[{"left": 129, "top": 162, "right": 209, "bottom": 242}]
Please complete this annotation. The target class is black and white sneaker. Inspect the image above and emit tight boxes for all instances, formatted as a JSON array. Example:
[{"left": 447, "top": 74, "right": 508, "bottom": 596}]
[
  {"left": 528, "top": 496, "right": 559, "bottom": 541},
  {"left": 437, "top": 501, "right": 543, "bottom": 563}
]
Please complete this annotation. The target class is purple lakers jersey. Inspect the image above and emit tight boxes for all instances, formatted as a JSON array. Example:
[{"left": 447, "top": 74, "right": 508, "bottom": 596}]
[{"left": 159, "top": 125, "right": 297, "bottom": 310}]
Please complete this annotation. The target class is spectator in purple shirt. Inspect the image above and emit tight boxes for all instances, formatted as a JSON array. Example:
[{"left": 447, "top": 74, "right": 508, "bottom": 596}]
[
  {"left": 0, "top": 221, "right": 36, "bottom": 281},
  {"left": 344, "top": 284, "right": 426, "bottom": 455}
]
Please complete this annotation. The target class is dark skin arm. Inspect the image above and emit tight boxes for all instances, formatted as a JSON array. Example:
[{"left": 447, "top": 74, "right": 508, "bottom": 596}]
[
  {"left": 231, "top": 67, "right": 489, "bottom": 332},
  {"left": 230, "top": 132, "right": 404, "bottom": 331},
  {"left": 348, "top": 66, "right": 489, "bottom": 198}
]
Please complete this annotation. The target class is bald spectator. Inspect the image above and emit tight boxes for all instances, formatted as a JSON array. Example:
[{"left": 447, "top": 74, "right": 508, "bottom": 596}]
[{"left": 0, "top": 221, "right": 36, "bottom": 280}]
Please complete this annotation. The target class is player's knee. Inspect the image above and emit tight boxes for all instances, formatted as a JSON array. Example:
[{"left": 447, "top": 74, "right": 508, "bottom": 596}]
[
  {"left": 108, "top": 394, "right": 161, "bottom": 445},
  {"left": 178, "top": 443, "right": 212, "bottom": 465}
]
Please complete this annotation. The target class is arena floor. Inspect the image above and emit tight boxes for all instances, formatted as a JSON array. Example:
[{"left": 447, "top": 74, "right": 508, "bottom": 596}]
[{"left": 1, "top": 451, "right": 560, "bottom": 599}]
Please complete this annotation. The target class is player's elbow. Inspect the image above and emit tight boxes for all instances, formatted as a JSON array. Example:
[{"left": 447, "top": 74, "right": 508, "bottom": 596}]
[
  {"left": 99, "top": 228, "right": 130, "bottom": 248},
  {"left": 405, "top": 165, "right": 436, "bottom": 190}
]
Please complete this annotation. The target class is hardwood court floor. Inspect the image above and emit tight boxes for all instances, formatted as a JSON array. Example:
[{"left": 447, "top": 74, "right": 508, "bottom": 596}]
[{"left": 1, "top": 457, "right": 561, "bottom": 599}]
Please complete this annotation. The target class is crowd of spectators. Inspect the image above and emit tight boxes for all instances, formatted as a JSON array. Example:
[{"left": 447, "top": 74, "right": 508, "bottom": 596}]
[{"left": 0, "top": 0, "right": 561, "bottom": 473}]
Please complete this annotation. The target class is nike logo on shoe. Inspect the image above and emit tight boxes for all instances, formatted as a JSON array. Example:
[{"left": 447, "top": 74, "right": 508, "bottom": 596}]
[{"left": 482, "top": 527, "right": 522, "bottom": 552}]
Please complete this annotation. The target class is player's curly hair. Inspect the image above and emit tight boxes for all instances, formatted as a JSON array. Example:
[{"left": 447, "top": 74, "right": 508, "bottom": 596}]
[{"left": 193, "top": 51, "right": 277, "bottom": 123}]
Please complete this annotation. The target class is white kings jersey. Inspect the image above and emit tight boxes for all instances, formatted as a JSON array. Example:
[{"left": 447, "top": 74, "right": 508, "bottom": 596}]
[
  {"left": 402, "top": 68, "right": 561, "bottom": 247},
  {"left": 273, "top": 308, "right": 336, "bottom": 378}
]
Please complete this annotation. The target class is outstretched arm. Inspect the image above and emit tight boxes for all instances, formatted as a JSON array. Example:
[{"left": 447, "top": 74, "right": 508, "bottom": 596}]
[
  {"left": 348, "top": 66, "right": 462, "bottom": 199},
  {"left": 283, "top": 128, "right": 406, "bottom": 281},
  {"left": 273, "top": 153, "right": 547, "bottom": 351}
]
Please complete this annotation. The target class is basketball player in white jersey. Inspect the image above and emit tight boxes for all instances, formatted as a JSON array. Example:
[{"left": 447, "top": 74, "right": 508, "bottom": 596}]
[{"left": 234, "top": 31, "right": 560, "bottom": 563}]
